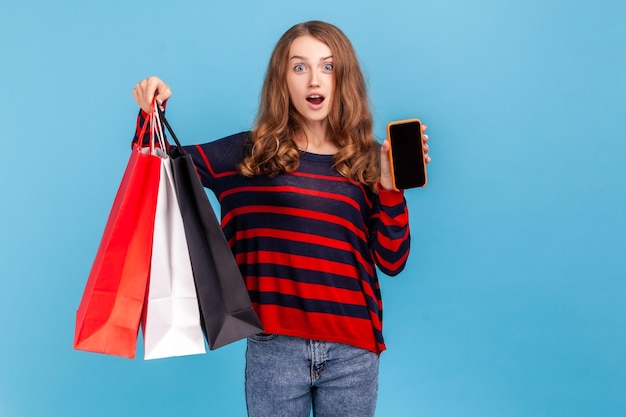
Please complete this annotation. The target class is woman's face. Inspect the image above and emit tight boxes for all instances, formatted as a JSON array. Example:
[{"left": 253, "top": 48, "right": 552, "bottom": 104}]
[{"left": 286, "top": 35, "right": 335, "bottom": 125}]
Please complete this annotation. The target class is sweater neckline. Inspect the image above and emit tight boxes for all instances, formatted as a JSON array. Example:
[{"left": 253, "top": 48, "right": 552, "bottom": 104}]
[{"left": 299, "top": 150, "right": 334, "bottom": 163}]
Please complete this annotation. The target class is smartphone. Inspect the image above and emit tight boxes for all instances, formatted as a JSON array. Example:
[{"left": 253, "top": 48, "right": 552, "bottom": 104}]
[{"left": 387, "top": 118, "right": 427, "bottom": 190}]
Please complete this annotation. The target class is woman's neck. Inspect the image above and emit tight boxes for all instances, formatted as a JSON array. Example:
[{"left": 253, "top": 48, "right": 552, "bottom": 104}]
[{"left": 295, "top": 121, "right": 338, "bottom": 155}]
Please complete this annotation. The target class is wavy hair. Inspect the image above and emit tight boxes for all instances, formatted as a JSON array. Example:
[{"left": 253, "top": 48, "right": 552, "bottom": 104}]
[{"left": 237, "top": 21, "right": 380, "bottom": 191}]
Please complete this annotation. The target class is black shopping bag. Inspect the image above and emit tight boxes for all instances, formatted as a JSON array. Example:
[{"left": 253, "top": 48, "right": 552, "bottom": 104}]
[{"left": 158, "top": 109, "right": 263, "bottom": 349}]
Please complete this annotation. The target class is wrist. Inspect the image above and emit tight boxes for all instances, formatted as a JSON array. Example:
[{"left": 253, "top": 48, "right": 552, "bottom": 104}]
[
  {"left": 376, "top": 180, "right": 397, "bottom": 193},
  {"left": 378, "top": 176, "right": 394, "bottom": 191}
]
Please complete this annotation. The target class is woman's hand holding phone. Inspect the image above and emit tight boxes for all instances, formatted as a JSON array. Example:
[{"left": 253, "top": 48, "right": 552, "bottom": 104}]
[{"left": 385, "top": 119, "right": 430, "bottom": 191}]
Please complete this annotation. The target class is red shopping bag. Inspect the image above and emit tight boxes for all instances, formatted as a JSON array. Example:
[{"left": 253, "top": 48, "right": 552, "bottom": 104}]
[{"left": 74, "top": 108, "right": 162, "bottom": 358}]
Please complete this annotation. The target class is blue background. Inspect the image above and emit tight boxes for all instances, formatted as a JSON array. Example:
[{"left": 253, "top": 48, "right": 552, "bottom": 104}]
[{"left": 1, "top": 0, "right": 625, "bottom": 416}]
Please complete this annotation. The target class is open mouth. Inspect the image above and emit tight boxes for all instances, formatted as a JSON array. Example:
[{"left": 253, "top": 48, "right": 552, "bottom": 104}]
[{"left": 306, "top": 95, "right": 325, "bottom": 105}]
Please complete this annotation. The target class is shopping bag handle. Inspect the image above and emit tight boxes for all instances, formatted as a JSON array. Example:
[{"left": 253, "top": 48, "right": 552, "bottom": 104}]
[
  {"left": 136, "top": 97, "right": 167, "bottom": 154},
  {"left": 155, "top": 104, "right": 185, "bottom": 154}
]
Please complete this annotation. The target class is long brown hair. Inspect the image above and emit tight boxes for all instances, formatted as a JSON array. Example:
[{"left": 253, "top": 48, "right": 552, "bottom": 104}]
[{"left": 237, "top": 20, "right": 380, "bottom": 191}]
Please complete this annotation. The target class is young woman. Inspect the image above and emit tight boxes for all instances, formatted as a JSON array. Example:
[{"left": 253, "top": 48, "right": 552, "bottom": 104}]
[{"left": 132, "top": 20, "right": 429, "bottom": 417}]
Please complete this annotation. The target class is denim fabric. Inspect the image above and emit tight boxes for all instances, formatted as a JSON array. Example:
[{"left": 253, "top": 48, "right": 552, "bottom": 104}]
[{"left": 245, "top": 334, "right": 379, "bottom": 417}]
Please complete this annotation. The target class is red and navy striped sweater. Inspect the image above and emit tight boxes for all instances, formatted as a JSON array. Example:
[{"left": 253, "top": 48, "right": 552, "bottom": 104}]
[{"left": 135, "top": 120, "right": 410, "bottom": 354}]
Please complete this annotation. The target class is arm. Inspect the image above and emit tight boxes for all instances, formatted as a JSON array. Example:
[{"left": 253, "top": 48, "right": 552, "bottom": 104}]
[
  {"left": 369, "top": 187, "right": 410, "bottom": 276},
  {"left": 371, "top": 123, "right": 429, "bottom": 275},
  {"left": 130, "top": 77, "right": 248, "bottom": 194}
]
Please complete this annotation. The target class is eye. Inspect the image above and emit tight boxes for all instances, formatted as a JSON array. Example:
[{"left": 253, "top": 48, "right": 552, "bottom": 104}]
[
  {"left": 323, "top": 63, "right": 334, "bottom": 72},
  {"left": 294, "top": 64, "right": 306, "bottom": 72}
]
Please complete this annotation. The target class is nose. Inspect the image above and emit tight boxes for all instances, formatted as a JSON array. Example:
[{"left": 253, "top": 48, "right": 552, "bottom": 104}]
[{"left": 309, "top": 70, "right": 320, "bottom": 88}]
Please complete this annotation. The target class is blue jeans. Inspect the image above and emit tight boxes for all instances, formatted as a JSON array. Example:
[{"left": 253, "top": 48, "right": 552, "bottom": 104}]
[{"left": 245, "top": 334, "right": 379, "bottom": 417}]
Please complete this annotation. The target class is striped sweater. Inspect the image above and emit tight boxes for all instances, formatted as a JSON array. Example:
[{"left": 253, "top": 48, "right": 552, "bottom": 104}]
[{"left": 135, "top": 120, "right": 410, "bottom": 354}]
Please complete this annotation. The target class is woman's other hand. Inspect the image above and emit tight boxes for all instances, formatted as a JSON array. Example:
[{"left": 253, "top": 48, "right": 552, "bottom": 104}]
[{"left": 132, "top": 76, "right": 171, "bottom": 113}]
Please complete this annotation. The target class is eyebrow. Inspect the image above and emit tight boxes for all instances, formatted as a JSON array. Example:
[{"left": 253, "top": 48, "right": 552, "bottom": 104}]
[{"left": 289, "top": 55, "right": 334, "bottom": 61}]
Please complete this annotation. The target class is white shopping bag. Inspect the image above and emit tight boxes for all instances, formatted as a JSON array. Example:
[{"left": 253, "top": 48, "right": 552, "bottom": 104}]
[{"left": 142, "top": 151, "right": 206, "bottom": 360}]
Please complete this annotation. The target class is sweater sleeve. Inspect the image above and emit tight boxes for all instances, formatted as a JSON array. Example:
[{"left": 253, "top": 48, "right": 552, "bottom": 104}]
[
  {"left": 132, "top": 107, "right": 169, "bottom": 149},
  {"left": 132, "top": 108, "right": 248, "bottom": 191},
  {"left": 368, "top": 184, "right": 411, "bottom": 276}
]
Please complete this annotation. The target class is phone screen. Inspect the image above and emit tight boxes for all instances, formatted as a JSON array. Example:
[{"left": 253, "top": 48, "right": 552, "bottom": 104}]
[{"left": 388, "top": 120, "right": 426, "bottom": 189}]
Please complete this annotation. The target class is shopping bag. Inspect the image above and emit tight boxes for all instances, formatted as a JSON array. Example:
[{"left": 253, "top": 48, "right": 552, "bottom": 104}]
[
  {"left": 157, "top": 108, "right": 263, "bottom": 349},
  {"left": 142, "top": 110, "right": 206, "bottom": 360},
  {"left": 74, "top": 135, "right": 161, "bottom": 359}
]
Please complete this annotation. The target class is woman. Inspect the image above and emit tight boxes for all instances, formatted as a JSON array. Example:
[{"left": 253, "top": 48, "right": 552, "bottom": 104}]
[{"left": 133, "top": 20, "right": 429, "bottom": 417}]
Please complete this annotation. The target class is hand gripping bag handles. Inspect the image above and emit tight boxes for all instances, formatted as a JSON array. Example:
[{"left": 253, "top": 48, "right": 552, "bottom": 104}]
[
  {"left": 141, "top": 106, "right": 206, "bottom": 360},
  {"left": 74, "top": 100, "right": 162, "bottom": 359},
  {"left": 157, "top": 106, "right": 263, "bottom": 349}
]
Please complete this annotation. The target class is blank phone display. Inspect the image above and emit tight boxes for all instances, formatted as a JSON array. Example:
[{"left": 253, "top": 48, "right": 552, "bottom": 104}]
[{"left": 388, "top": 120, "right": 426, "bottom": 189}]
